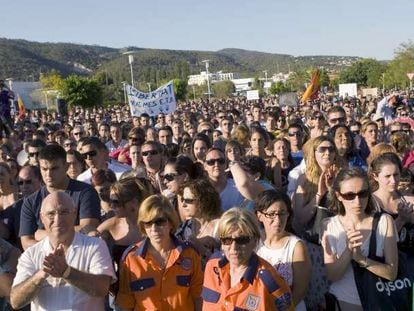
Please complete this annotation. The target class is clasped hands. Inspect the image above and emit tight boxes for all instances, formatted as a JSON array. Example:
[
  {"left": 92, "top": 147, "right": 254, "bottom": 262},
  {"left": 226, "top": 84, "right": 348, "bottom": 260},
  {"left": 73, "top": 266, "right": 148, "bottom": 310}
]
[{"left": 39, "top": 243, "right": 69, "bottom": 279}]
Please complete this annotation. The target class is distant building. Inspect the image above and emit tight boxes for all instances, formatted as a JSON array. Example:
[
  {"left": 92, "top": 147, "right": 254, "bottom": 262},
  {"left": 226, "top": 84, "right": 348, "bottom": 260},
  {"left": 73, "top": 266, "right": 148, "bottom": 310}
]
[
  {"left": 188, "top": 71, "right": 240, "bottom": 86},
  {"left": 231, "top": 78, "right": 255, "bottom": 94},
  {"left": 271, "top": 72, "right": 293, "bottom": 83}
]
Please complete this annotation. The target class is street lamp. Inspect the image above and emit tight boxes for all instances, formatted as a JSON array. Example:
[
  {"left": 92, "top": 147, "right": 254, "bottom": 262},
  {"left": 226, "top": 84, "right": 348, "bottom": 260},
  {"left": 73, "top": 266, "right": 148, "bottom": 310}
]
[
  {"left": 123, "top": 51, "right": 136, "bottom": 87},
  {"left": 202, "top": 60, "right": 211, "bottom": 101}
]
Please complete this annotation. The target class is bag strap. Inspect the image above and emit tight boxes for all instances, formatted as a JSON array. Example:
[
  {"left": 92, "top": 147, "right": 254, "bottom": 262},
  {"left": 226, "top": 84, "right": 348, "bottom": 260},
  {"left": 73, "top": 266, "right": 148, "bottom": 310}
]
[{"left": 368, "top": 213, "right": 381, "bottom": 257}]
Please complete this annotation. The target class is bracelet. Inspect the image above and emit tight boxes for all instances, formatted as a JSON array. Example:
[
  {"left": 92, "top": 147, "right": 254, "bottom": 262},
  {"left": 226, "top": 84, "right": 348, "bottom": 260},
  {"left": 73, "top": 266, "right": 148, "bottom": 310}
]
[{"left": 62, "top": 265, "right": 72, "bottom": 279}]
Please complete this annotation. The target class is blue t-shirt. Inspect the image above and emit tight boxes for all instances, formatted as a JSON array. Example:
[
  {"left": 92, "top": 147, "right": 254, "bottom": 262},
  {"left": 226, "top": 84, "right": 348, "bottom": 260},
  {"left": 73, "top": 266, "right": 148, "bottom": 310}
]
[{"left": 19, "top": 179, "right": 101, "bottom": 237}]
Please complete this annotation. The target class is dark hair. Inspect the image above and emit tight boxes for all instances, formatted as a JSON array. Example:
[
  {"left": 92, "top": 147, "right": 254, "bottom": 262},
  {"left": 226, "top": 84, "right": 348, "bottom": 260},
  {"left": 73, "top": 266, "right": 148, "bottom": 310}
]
[
  {"left": 165, "top": 155, "right": 204, "bottom": 179},
  {"left": 400, "top": 168, "right": 414, "bottom": 183},
  {"left": 111, "top": 177, "right": 153, "bottom": 206},
  {"left": 254, "top": 189, "right": 293, "bottom": 231},
  {"left": 66, "top": 149, "right": 86, "bottom": 169},
  {"left": 191, "top": 133, "right": 212, "bottom": 159},
  {"left": 328, "top": 124, "right": 355, "bottom": 155},
  {"left": 82, "top": 136, "right": 108, "bottom": 151},
  {"left": 330, "top": 168, "right": 375, "bottom": 216},
  {"left": 179, "top": 179, "right": 221, "bottom": 221},
  {"left": 369, "top": 152, "right": 402, "bottom": 191},
  {"left": 327, "top": 105, "right": 345, "bottom": 116},
  {"left": 250, "top": 125, "right": 269, "bottom": 145},
  {"left": 240, "top": 156, "right": 266, "bottom": 179},
  {"left": 164, "top": 143, "right": 180, "bottom": 158},
  {"left": 39, "top": 144, "right": 66, "bottom": 162},
  {"left": 91, "top": 168, "right": 117, "bottom": 186},
  {"left": 28, "top": 139, "right": 47, "bottom": 149}
]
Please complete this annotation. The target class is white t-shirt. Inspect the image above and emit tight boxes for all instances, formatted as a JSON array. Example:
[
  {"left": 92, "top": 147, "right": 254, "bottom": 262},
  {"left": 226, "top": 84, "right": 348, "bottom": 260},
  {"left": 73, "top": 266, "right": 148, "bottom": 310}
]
[
  {"left": 13, "top": 233, "right": 116, "bottom": 311},
  {"left": 77, "top": 161, "right": 130, "bottom": 184},
  {"left": 324, "top": 214, "right": 393, "bottom": 306},
  {"left": 257, "top": 235, "right": 307, "bottom": 311}
]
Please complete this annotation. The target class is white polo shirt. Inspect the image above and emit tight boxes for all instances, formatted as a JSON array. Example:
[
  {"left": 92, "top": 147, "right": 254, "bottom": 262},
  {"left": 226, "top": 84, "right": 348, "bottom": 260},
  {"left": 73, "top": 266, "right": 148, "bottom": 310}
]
[{"left": 13, "top": 233, "right": 116, "bottom": 311}]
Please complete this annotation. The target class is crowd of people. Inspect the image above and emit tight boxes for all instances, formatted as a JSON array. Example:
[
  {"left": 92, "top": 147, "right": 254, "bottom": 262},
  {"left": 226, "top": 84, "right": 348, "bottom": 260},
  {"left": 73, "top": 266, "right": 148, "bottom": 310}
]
[{"left": 0, "top": 87, "right": 414, "bottom": 310}]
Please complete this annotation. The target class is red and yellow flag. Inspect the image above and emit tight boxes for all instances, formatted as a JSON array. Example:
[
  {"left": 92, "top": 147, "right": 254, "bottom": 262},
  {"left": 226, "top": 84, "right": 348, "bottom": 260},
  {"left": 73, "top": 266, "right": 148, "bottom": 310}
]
[
  {"left": 17, "top": 94, "right": 26, "bottom": 119},
  {"left": 301, "top": 69, "right": 321, "bottom": 103}
]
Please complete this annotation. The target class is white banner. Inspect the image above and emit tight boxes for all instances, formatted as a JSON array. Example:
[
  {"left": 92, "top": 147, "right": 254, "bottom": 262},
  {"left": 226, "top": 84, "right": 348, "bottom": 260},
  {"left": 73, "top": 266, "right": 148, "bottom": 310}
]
[
  {"left": 126, "top": 81, "right": 176, "bottom": 117},
  {"left": 339, "top": 83, "right": 357, "bottom": 98},
  {"left": 246, "top": 90, "right": 259, "bottom": 101}
]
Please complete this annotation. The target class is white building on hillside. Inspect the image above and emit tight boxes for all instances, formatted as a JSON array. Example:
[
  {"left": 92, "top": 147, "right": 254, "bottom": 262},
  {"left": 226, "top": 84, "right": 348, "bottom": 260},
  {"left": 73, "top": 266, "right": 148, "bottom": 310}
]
[{"left": 188, "top": 71, "right": 240, "bottom": 86}]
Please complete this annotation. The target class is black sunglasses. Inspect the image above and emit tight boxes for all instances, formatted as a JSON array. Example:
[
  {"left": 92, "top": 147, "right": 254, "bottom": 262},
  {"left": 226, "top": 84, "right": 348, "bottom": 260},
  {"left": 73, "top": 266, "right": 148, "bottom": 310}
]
[
  {"left": 163, "top": 173, "right": 178, "bottom": 182},
  {"left": 143, "top": 217, "right": 168, "bottom": 227},
  {"left": 202, "top": 129, "right": 213, "bottom": 134},
  {"left": 288, "top": 132, "right": 302, "bottom": 137},
  {"left": 220, "top": 236, "right": 252, "bottom": 246},
  {"left": 316, "top": 146, "right": 335, "bottom": 153},
  {"left": 81, "top": 150, "right": 98, "bottom": 159},
  {"left": 339, "top": 189, "right": 370, "bottom": 201},
  {"left": 182, "top": 198, "right": 196, "bottom": 204},
  {"left": 73, "top": 132, "right": 84, "bottom": 136},
  {"left": 142, "top": 150, "right": 159, "bottom": 157},
  {"left": 18, "top": 179, "right": 32, "bottom": 186},
  {"left": 28, "top": 152, "right": 39, "bottom": 158},
  {"left": 329, "top": 117, "right": 346, "bottom": 124},
  {"left": 205, "top": 158, "right": 226, "bottom": 166}
]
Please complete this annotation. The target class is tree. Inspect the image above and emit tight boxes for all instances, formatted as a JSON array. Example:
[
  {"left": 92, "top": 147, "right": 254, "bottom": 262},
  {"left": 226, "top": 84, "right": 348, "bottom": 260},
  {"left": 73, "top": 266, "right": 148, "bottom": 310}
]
[
  {"left": 211, "top": 81, "right": 235, "bottom": 98},
  {"left": 173, "top": 79, "right": 188, "bottom": 101},
  {"left": 40, "top": 71, "right": 64, "bottom": 90},
  {"left": 269, "top": 81, "right": 289, "bottom": 95},
  {"left": 339, "top": 59, "right": 386, "bottom": 87},
  {"left": 60, "top": 75, "right": 103, "bottom": 108},
  {"left": 384, "top": 41, "right": 414, "bottom": 89}
]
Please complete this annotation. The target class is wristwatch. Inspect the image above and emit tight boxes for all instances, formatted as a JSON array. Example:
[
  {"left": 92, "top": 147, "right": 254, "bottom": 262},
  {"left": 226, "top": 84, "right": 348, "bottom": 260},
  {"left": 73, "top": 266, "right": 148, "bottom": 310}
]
[
  {"left": 62, "top": 265, "right": 72, "bottom": 279},
  {"left": 359, "top": 257, "right": 370, "bottom": 268}
]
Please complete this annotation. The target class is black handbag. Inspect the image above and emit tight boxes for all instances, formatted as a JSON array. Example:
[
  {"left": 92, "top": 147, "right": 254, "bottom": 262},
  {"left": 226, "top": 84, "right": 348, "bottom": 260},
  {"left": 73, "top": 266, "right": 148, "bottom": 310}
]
[{"left": 352, "top": 213, "right": 412, "bottom": 311}]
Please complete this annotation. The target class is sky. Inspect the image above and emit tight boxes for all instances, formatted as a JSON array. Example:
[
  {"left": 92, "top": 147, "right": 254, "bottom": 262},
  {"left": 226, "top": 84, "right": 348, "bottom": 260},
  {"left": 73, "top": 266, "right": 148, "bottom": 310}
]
[{"left": 2, "top": 0, "right": 413, "bottom": 60}]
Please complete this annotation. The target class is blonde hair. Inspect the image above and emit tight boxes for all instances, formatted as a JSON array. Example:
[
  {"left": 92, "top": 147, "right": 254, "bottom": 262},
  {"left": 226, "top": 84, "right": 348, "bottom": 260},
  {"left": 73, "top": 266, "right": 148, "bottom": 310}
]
[
  {"left": 138, "top": 194, "right": 180, "bottom": 235},
  {"left": 231, "top": 123, "right": 250, "bottom": 148},
  {"left": 366, "top": 143, "right": 396, "bottom": 167},
  {"left": 303, "top": 136, "right": 343, "bottom": 198},
  {"left": 216, "top": 207, "right": 260, "bottom": 245}
]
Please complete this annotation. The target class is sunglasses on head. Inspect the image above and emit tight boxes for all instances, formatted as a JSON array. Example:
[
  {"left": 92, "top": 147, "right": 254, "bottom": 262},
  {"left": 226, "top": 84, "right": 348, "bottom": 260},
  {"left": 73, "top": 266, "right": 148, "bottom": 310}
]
[
  {"left": 143, "top": 217, "right": 168, "bottom": 227},
  {"left": 142, "top": 150, "right": 159, "bottom": 157},
  {"left": 163, "top": 173, "right": 178, "bottom": 182},
  {"left": 316, "top": 146, "right": 335, "bottom": 153},
  {"left": 81, "top": 150, "right": 98, "bottom": 159},
  {"left": 205, "top": 158, "right": 226, "bottom": 166},
  {"left": 28, "top": 152, "right": 39, "bottom": 158},
  {"left": 339, "top": 189, "right": 370, "bottom": 201},
  {"left": 220, "top": 236, "right": 252, "bottom": 246}
]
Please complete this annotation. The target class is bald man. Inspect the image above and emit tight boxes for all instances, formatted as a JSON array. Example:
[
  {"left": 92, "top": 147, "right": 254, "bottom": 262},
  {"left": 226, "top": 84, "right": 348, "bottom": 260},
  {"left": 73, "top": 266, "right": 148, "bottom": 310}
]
[{"left": 10, "top": 192, "right": 116, "bottom": 311}]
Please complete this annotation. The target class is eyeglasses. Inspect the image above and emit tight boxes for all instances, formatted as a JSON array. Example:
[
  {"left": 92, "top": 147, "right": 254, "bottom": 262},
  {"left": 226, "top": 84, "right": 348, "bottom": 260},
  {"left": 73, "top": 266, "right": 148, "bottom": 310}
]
[
  {"left": 182, "top": 198, "right": 196, "bottom": 204},
  {"left": 42, "top": 209, "right": 73, "bottom": 219},
  {"left": 288, "top": 132, "right": 302, "bottom": 137},
  {"left": 81, "top": 150, "right": 98, "bottom": 159},
  {"left": 205, "top": 158, "right": 226, "bottom": 166},
  {"left": 329, "top": 117, "right": 346, "bottom": 124},
  {"left": 163, "top": 173, "right": 179, "bottom": 182},
  {"left": 18, "top": 179, "right": 32, "bottom": 186},
  {"left": 73, "top": 132, "right": 84, "bottom": 136},
  {"left": 220, "top": 236, "right": 252, "bottom": 246},
  {"left": 202, "top": 129, "right": 213, "bottom": 134},
  {"left": 339, "top": 189, "right": 370, "bottom": 201},
  {"left": 316, "top": 146, "right": 335, "bottom": 153},
  {"left": 28, "top": 152, "right": 39, "bottom": 158},
  {"left": 143, "top": 217, "right": 168, "bottom": 227},
  {"left": 260, "top": 211, "right": 289, "bottom": 219},
  {"left": 142, "top": 150, "right": 159, "bottom": 157}
]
